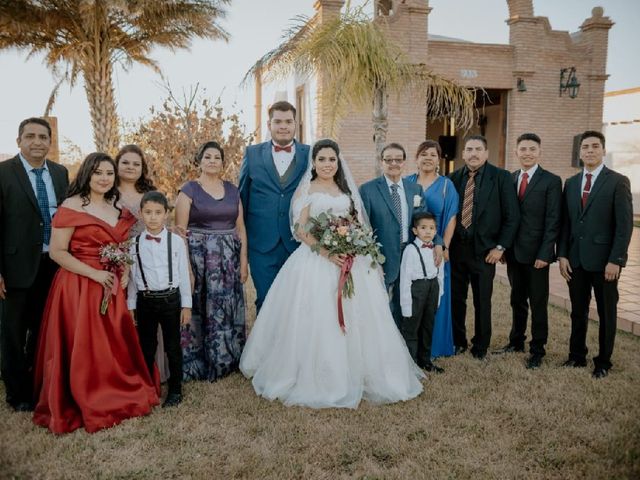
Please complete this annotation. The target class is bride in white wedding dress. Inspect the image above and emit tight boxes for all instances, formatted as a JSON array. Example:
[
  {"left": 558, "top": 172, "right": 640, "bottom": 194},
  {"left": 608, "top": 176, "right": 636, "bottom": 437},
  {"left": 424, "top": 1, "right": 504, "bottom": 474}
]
[{"left": 240, "top": 139, "right": 424, "bottom": 408}]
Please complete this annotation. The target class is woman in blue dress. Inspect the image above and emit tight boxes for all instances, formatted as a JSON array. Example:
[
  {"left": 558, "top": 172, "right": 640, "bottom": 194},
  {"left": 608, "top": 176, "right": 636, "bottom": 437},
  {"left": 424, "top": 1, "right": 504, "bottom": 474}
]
[{"left": 405, "top": 140, "right": 458, "bottom": 358}]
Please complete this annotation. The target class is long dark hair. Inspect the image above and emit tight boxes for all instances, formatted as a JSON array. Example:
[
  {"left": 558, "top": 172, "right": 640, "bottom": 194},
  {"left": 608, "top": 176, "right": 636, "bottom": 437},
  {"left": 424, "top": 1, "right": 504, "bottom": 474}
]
[
  {"left": 67, "top": 152, "right": 121, "bottom": 209},
  {"left": 311, "top": 139, "right": 356, "bottom": 216},
  {"left": 311, "top": 139, "right": 351, "bottom": 196},
  {"left": 115, "top": 144, "right": 156, "bottom": 193}
]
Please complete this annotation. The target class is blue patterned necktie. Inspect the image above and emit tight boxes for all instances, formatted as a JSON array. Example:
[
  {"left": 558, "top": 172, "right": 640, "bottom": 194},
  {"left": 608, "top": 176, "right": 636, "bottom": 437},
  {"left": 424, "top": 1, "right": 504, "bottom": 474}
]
[
  {"left": 32, "top": 167, "right": 52, "bottom": 245},
  {"left": 390, "top": 183, "right": 403, "bottom": 240}
]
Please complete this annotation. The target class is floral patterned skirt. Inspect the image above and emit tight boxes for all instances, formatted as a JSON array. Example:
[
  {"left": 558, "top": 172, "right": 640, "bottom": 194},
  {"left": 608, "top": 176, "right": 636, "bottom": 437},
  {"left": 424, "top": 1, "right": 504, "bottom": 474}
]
[{"left": 181, "top": 228, "right": 246, "bottom": 382}]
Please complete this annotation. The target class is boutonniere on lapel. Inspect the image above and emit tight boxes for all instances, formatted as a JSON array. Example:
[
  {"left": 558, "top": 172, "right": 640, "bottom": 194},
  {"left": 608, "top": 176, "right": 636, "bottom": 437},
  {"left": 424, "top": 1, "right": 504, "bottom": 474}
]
[{"left": 413, "top": 195, "right": 422, "bottom": 208}]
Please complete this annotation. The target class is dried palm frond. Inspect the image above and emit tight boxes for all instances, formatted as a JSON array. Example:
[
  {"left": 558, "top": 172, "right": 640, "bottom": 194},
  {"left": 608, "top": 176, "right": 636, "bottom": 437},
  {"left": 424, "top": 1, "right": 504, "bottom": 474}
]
[{"left": 244, "top": 3, "right": 475, "bottom": 136}]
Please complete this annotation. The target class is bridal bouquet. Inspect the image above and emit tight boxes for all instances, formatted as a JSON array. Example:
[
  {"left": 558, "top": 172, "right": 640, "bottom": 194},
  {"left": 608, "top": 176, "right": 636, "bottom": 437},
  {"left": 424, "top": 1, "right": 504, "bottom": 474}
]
[
  {"left": 98, "top": 241, "right": 134, "bottom": 315},
  {"left": 302, "top": 211, "right": 385, "bottom": 333}
]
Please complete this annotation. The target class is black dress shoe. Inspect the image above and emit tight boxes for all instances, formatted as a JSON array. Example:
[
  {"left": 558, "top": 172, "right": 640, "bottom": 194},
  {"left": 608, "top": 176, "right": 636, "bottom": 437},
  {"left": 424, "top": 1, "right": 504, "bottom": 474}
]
[
  {"left": 162, "top": 393, "right": 182, "bottom": 408},
  {"left": 592, "top": 367, "right": 609, "bottom": 379},
  {"left": 423, "top": 362, "right": 445, "bottom": 374},
  {"left": 471, "top": 350, "right": 487, "bottom": 360},
  {"left": 13, "top": 402, "right": 33, "bottom": 412},
  {"left": 454, "top": 345, "right": 467, "bottom": 355},
  {"left": 526, "top": 355, "right": 543, "bottom": 370},
  {"left": 562, "top": 359, "right": 587, "bottom": 368},
  {"left": 492, "top": 344, "right": 525, "bottom": 355}
]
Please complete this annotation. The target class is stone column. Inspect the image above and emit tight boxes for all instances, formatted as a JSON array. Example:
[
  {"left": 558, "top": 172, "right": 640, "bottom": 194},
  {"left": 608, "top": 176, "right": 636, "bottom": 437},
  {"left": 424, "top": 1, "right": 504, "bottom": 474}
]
[{"left": 579, "top": 7, "right": 614, "bottom": 131}]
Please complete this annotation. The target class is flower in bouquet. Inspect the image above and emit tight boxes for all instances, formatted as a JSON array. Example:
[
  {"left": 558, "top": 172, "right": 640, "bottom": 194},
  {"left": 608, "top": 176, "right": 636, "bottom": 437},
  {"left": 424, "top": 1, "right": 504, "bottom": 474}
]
[
  {"left": 303, "top": 210, "right": 385, "bottom": 278},
  {"left": 98, "top": 241, "right": 134, "bottom": 315}
]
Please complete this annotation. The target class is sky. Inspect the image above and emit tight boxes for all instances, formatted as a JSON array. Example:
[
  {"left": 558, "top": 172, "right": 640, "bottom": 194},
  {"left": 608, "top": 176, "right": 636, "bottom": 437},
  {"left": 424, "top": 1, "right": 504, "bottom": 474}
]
[{"left": 0, "top": 0, "right": 638, "bottom": 156}]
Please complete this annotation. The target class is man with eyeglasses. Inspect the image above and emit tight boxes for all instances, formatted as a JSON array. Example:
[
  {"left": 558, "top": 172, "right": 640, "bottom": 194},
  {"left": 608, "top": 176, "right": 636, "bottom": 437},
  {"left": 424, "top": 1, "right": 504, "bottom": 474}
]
[
  {"left": 360, "top": 142, "right": 442, "bottom": 328},
  {"left": 448, "top": 135, "right": 519, "bottom": 360}
]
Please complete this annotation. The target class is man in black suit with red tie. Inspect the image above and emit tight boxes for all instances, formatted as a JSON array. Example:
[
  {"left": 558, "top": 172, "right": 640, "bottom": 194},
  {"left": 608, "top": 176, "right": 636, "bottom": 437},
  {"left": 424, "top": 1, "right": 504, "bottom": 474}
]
[
  {"left": 558, "top": 130, "right": 633, "bottom": 379},
  {"left": 494, "top": 133, "right": 561, "bottom": 369},
  {"left": 449, "top": 135, "right": 520, "bottom": 359},
  {"left": 0, "top": 118, "right": 69, "bottom": 411}
]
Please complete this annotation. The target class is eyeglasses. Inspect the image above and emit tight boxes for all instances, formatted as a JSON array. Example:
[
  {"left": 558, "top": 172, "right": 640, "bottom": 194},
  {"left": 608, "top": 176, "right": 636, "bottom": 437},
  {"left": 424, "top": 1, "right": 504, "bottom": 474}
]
[{"left": 382, "top": 158, "right": 405, "bottom": 165}]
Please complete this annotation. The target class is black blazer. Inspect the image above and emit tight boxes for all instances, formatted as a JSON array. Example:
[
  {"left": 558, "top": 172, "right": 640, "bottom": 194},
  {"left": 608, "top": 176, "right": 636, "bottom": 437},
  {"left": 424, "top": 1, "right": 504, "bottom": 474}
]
[
  {"left": 0, "top": 155, "right": 69, "bottom": 288},
  {"left": 557, "top": 166, "right": 633, "bottom": 271},
  {"left": 508, "top": 166, "right": 562, "bottom": 264},
  {"left": 449, "top": 162, "right": 520, "bottom": 256}
]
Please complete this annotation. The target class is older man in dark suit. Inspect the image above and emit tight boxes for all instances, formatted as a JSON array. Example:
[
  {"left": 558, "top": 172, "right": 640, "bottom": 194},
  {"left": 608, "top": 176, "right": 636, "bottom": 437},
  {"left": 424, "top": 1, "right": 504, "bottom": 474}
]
[
  {"left": 0, "top": 117, "right": 69, "bottom": 411},
  {"left": 494, "top": 133, "right": 561, "bottom": 369},
  {"left": 360, "top": 142, "right": 442, "bottom": 328},
  {"left": 449, "top": 135, "right": 520, "bottom": 359},
  {"left": 558, "top": 130, "right": 633, "bottom": 379}
]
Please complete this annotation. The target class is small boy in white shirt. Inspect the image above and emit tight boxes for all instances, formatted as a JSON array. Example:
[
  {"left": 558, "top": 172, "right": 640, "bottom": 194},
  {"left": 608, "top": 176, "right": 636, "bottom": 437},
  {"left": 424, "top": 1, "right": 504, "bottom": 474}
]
[
  {"left": 399, "top": 212, "right": 445, "bottom": 373},
  {"left": 128, "top": 191, "right": 192, "bottom": 407}
]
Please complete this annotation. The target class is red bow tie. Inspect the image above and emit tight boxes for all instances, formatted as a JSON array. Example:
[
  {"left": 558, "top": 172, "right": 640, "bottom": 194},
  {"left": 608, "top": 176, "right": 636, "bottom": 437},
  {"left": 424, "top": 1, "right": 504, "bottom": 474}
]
[
  {"left": 421, "top": 242, "right": 434, "bottom": 249},
  {"left": 145, "top": 234, "right": 161, "bottom": 243},
  {"left": 273, "top": 144, "right": 292, "bottom": 153}
]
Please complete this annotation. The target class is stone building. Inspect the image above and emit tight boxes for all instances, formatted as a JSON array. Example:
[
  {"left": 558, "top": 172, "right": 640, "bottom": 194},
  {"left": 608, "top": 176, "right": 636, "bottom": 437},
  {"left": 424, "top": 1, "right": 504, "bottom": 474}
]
[{"left": 254, "top": 0, "right": 614, "bottom": 184}]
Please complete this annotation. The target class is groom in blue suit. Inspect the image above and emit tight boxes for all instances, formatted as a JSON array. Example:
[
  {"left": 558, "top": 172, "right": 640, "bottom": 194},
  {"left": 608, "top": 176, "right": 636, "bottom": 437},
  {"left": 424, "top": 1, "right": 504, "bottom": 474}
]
[
  {"left": 360, "top": 143, "right": 442, "bottom": 327},
  {"left": 239, "top": 101, "right": 310, "bottom": 310}
]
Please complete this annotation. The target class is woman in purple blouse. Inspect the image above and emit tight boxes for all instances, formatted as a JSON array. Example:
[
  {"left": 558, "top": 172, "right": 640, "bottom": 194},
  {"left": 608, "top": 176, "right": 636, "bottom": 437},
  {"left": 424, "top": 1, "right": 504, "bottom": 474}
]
[{"left": 175, "top": 141, "right": 248, "bottom": 381}]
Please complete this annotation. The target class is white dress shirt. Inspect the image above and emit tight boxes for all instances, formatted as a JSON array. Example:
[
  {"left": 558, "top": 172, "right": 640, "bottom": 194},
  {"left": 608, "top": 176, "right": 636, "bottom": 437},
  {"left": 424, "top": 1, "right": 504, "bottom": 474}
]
[
  {"left": 384, "top": 175, "right": 409, "bottom": 243},
  {"left": 399, "top": 238, "right": 444, "bottom": 317},
  {"left": 581, "top": 162, "right": 605, "bottom": 196},
  {"left": 517, "top": 163, "right": 539, "bottom": 193},
  {"left": 272, "top": 142, "right": 296, "bottom": 177},
  {"left": 127, "top": 228, "right": 192, "bottom": 310}
]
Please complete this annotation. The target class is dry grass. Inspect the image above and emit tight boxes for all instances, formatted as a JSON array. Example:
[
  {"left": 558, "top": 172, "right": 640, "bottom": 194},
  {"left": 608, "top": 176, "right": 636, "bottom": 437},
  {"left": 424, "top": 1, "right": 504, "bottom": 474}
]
[{"left": 1, "top": 281, "right": 639, "bottom": 479}]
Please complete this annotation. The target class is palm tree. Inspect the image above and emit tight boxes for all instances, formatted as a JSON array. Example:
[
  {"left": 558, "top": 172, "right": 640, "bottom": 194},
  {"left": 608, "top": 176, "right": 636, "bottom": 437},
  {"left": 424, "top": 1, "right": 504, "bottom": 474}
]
[
  {"left": 245, "top": 3, "right": 475, "bottom": 165},
  {"left": 0, "top": 0, "right": 230, "bottom": 154}
]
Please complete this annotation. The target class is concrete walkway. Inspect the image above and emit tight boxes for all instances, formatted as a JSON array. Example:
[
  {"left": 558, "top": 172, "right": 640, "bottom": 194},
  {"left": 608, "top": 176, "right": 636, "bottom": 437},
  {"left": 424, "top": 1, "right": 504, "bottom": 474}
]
[{"left": 496, "top": 227, "right": 640, "bottom": 336}]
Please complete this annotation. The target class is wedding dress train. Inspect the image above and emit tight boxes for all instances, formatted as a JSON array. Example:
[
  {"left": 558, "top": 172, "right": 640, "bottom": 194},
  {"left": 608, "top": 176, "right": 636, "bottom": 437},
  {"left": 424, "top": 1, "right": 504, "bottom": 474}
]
[{"left": 240, "top": 192, "right": 424, "bottom": 408}]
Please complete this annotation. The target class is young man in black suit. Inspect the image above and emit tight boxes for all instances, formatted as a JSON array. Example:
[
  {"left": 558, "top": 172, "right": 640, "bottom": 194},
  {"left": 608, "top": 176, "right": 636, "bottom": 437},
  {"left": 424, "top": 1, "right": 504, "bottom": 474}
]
[
  {"left": 0, "top": 117, "right": 69, "bottom": 411},
  {"left": 495, "top": 133, "right": 561, "bottom": 369},
  {"left": 449, "top": 135, "right": 520, "bottom": 359},
  {"left": 558, "top": 130, "right": 633, "bottom": 379}
]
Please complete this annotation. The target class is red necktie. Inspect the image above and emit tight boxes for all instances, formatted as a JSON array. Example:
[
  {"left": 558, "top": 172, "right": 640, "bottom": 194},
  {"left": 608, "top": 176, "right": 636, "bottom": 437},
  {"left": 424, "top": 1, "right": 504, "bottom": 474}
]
[
  {"left": 518, "top": 172, "right": 528, "bottom": 201},
  {"left": 274, "top": 144, "right": 292, "bottom": 153},
  {"left": 145, "top": 234, "right": 161, "bottom": 243},
  {"left": 581, "top": 173, "right": 592, "bottom": 209},
  {"left": 421, "top": 242, "right": 434, "bottom": 249}
]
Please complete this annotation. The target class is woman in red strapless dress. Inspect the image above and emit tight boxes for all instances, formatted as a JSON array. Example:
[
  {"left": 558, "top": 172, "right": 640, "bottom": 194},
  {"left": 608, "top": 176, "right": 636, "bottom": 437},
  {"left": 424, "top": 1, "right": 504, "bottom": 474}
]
[{"left": 33, "top": 152, "right": 159, "bottom": 434}]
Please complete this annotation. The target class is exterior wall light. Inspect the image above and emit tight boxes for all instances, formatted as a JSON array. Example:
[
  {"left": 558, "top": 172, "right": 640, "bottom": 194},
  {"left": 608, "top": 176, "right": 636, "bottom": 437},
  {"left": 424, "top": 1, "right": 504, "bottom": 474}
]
[{"left": 560, "top": 67, "right": 580, "bottom": 98}]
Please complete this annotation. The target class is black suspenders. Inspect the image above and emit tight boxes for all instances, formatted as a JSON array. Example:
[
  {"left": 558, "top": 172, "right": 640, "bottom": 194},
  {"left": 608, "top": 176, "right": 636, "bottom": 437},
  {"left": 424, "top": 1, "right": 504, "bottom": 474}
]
[
  {"left": 135, "top": 231, "right": 173, "bottom": 291},
  {"left": 410, "top": 242, "right": 428, "bottom": 278}
]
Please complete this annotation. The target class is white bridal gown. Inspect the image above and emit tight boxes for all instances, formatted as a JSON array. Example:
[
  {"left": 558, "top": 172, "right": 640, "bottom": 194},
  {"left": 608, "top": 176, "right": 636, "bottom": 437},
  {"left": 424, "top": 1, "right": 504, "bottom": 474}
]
[{"left": 240, "top": 192, "right": 424, "bottom": 408}]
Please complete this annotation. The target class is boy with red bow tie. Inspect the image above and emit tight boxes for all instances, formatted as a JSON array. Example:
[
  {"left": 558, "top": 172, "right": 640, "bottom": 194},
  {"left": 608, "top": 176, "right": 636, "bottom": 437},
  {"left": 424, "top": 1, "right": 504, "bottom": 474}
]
[
  {"left": 128, "top": 191, "right": 191, "bottom": 407},
  {"left": 399, "top": 212, "right": 445, "bottom": 373}
]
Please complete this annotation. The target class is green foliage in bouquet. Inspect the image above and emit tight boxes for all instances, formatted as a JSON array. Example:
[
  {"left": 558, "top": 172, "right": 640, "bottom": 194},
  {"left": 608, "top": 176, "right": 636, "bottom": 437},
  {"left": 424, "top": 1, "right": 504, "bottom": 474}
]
[{"left": 302, "top": 210, "right": 385, "bottom": 268}]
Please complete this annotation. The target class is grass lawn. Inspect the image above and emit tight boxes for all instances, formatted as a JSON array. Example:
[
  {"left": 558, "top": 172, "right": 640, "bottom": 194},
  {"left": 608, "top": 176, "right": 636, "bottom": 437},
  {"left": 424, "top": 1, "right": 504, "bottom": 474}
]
[{"left": 1, "top": 281, "right": 639, "bottom": 479}]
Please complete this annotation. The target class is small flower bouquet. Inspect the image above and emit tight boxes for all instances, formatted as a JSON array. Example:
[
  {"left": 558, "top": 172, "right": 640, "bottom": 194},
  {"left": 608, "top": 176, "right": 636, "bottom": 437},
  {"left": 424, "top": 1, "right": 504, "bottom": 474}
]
[
  {"left": 98, "top": 241, "right": 134, "bottom": 315},
  {"left": 299, "top": 211, "right": 385, "bottom": 332}
]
